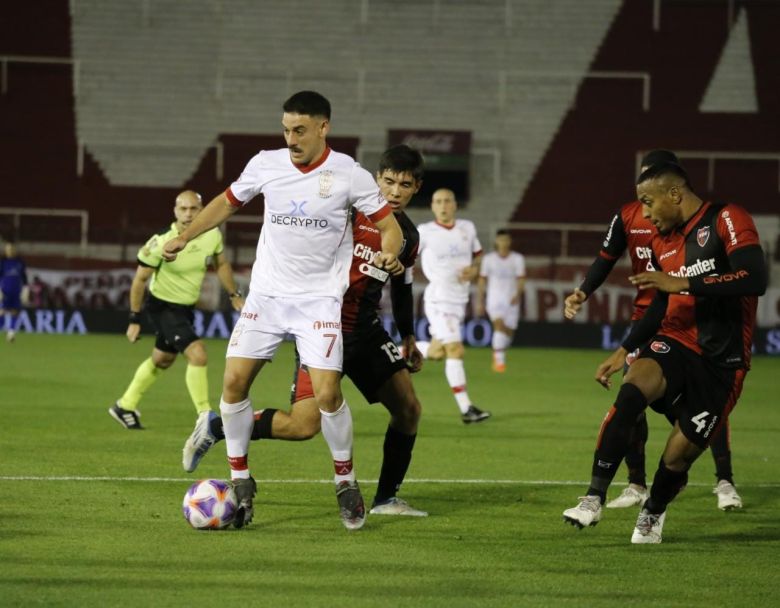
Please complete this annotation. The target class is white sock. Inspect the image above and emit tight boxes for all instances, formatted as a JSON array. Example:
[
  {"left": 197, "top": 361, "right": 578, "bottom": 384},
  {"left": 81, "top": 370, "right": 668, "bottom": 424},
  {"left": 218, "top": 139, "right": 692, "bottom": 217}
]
[
  {"left": 220, "top": 397, "right": 253, "bottom": 480},
  {"left": 416, "top": 341, "right": 430, "bottom": 359},
  {"left": 492, "top": 330, "right": 512, "bottom": 350},
  {"left": 445, "top": 358, "right": 472, "bottom": 413},
  {"left": 320, "top": 400, "right": 355, "bottom": 484},
  {"left": 492, "top": 331, "right": 511, "bottom": 365}
]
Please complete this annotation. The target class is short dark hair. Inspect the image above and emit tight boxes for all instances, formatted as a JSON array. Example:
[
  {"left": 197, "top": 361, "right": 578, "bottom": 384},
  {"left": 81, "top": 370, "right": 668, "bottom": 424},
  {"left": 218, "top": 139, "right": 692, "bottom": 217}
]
[
  {"left": 377, "top": 145, "right": 425, "bottom": 181},
  {"left": 495, "top": 229, "right": 511, "bottom": 237},
  {"left": 283, "top": 90, "right": 331, "bottom": 119},
  {"left": 640, "top": 149, "right": 679, "bottom": 168},
  {"left": 637, "top": 161, "right": 690, "bottom": 187}
]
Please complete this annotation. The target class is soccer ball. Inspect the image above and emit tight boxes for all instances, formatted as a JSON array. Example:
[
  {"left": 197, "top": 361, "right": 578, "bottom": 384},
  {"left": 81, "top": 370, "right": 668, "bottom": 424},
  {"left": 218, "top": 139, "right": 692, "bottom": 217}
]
[{"left": 182, "top": 479, "right": 237, "bottom": 530}]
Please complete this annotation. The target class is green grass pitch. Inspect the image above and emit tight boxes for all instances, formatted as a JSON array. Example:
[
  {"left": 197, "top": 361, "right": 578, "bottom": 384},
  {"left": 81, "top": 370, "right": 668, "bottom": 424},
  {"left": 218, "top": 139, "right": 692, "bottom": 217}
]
[{"left": 1, "top": 334, "right": 778, "bottom": 607}]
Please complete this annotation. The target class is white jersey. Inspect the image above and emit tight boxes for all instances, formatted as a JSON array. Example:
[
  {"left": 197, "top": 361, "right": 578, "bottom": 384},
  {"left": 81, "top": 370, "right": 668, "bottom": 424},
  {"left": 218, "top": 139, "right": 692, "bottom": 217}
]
[
  {"left": 227, "top": 147, "right": 390, "bottom": 300},
  {"left": 480, "top": 251, "right": 526, "bottom": 310},
  {"left": 418, "top": 219, "right": 482, "bottom": 305}
]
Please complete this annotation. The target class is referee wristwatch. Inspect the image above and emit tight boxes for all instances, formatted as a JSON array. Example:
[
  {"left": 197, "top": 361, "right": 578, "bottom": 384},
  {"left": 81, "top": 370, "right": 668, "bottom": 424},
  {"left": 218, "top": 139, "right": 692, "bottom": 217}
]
[{"left": 229, "top": 289, "right": 243, "bottom": 300}]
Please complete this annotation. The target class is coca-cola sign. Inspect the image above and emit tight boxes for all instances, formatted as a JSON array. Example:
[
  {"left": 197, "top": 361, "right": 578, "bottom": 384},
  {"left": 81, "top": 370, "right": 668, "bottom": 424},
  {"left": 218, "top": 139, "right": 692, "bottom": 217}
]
[{"left": 388, "top": 129, "right": 471, "bottom": 155}]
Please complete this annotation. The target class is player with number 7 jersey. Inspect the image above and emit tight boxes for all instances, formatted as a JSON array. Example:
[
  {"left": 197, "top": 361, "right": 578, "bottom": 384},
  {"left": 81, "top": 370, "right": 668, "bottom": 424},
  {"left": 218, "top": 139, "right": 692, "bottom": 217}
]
[{"left": 182, "top": 145, "right": 430, "bottom": 518}]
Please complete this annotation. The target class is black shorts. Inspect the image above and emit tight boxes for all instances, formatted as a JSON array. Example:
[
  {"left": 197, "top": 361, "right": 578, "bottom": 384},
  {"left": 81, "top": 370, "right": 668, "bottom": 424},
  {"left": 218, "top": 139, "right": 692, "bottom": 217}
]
[
  {"left": 290, "top": 321, "right": 409, "bottom": 405},
  {"left": 638, "top": 336, "right": 745, "bottom": 448},
  {"left": 145, "top": 294, "right": 199, "bottom": 354}
]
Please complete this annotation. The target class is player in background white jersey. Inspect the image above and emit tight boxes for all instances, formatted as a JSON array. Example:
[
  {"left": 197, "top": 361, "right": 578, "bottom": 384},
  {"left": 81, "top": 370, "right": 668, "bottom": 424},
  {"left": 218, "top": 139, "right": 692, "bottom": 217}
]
[
  {"left": 475, "top": 229, "right": 526, "bottom": 373},
  {"left": 417, "top": 188, "right": 490, "bottom": 424},
  {"left": 163, "top": 91, "right": 403, "bottom": 530}
]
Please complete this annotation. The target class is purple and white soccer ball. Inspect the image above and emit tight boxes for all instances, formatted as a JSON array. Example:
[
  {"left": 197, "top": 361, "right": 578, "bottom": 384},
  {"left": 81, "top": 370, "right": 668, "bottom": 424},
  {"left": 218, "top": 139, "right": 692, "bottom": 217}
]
[{"left": 182, "top": 479, "right": 237, "bottom": 530}]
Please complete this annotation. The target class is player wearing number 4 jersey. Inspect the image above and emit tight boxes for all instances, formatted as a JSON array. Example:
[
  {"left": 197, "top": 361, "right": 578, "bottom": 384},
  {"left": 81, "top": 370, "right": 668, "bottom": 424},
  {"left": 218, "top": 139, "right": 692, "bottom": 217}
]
[
  {"left": 564, "top": 150, "right": 742, "bottom": 512},
  {"left": 563, "top": 161, "right": 766, "bottom": 543},
  {"left": 165, "top": 91, "right": 403, "bottom": 530},
  {"left": 183, "top": 145, "right": 428, "bottom": 517}
]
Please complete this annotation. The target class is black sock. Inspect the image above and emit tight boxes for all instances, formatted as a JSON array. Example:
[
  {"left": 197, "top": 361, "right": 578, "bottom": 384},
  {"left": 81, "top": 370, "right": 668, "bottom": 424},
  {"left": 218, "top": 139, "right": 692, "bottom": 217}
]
[
  {"left": 373, "top": 426, "right": 416, "bottom": 505},
  {"left": 645, "top": 459, "right": 688, "bottom": 514},
  {"left": 251, "top": 409, "right": 277, "bottom": 440},
  {"left": 710, "top": 420, "right": 733, "bottom": 483},
  {"left": 587, "top": 383, "right": 647, "bottom": 502},
  {"left": 209, "top": 416, "right": 225, "bottom": 441},
  {"left": 625, "top": 413, "right": 648, "bottom": 487}
]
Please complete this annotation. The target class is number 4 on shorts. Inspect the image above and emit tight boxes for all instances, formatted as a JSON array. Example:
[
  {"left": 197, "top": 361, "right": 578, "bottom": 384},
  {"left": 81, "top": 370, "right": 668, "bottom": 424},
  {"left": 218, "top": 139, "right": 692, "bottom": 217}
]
[{"left": 691, "top": 411, "right": 710, "bottom": 434}]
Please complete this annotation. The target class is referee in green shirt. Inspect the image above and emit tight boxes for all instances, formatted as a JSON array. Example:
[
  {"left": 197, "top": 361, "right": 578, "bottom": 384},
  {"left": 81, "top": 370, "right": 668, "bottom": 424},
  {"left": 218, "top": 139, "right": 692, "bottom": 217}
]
[{"left": 109, "top": 190, "right": 244, "bottom": 430}]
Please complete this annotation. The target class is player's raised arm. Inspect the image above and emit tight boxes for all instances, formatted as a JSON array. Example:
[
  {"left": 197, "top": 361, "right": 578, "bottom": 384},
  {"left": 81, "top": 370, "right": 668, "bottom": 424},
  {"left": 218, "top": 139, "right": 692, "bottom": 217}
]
[
  {"left": 163, "top": 192, "right": 238, "bottom": 261},
  {"left": 372, "top": 212, "right": 404, "bottom": 275}
]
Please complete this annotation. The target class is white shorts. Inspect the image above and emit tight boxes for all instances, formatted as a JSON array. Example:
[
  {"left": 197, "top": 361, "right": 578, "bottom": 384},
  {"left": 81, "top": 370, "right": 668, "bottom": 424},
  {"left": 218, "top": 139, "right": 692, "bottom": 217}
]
[
  {"left": 227, "top": 292, "right": 343, "bottom": 371},
  {"left": 424, "top": 299, "right": 465, "bottom": 344},
  {"left": 486, "top": 300, "right": 520, "bottom": 330}
]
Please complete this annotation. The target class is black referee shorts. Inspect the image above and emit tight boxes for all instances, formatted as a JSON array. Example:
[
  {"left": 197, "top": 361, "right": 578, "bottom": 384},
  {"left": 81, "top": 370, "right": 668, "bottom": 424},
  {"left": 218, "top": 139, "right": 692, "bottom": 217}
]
[{"left": 144, "top": 294, "right": 199, "bottom": 354}]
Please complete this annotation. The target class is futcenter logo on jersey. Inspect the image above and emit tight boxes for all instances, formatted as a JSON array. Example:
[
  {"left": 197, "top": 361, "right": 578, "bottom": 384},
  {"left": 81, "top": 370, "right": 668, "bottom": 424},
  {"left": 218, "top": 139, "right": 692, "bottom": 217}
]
[
  {"left": 669, "top": 257, "right": 717, "bottom": 278},
  {"left": 270, "top": 200, "right": 329, "bottom": 228}
]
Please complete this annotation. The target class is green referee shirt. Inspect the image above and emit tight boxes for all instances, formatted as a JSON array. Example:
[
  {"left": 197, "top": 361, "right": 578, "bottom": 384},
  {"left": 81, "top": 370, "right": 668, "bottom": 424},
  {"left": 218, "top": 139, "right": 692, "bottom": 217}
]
[{"left": 137, "top": 224, "right": 224, "bottom": 306}]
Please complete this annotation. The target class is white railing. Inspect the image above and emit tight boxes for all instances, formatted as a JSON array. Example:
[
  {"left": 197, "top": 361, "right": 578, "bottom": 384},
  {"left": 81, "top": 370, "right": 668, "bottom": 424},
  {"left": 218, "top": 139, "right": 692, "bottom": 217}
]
[
  {"left": 0, "top": 55, "right": 80, "bottom": 96},
  {"left": 635, "top": 150, "right": 780, "bottom": 192},
  {"left": 0, "top": 207, "right": 89, "bottom": 253}
]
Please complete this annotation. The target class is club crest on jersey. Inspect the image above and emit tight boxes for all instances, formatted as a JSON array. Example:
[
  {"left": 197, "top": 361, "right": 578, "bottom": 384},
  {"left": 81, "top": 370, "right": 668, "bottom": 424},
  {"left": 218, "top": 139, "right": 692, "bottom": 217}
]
[
  {"left": 650, "top": 341, "right": 670, "bottom": 354},
  {"left": 318, "top": 170, "right": 334, "bottom": 198},
  {"left": 697, "top": 226, "right": 710, "bottom": 247}
]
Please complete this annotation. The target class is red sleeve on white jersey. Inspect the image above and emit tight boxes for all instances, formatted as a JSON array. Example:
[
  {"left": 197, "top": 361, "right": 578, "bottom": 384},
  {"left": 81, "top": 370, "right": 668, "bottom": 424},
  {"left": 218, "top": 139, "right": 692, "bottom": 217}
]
[
  {"left": 716, "top": 204, "right": 760, "bottom": 255},
  {"left": 228, "top": 152, "right": 265, "bottom": 207},
  {"left": 225, "top": 187, "right": 242, "bottom": 208},
  {"left": 350, "top": 164, "right": 389, "bottom": 219}
]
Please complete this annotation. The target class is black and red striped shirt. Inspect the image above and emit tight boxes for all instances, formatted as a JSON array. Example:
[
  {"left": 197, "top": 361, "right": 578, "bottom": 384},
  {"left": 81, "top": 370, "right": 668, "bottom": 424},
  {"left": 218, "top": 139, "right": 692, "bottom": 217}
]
[
  {"left": 593, "top": 200, "right": 657, "bottom": 320},
  {"left": 648, "top": 202, "right": 761, "bottom": 368},
  {"left": 341, "top": 210, "right": 419, "bottom": 334}
]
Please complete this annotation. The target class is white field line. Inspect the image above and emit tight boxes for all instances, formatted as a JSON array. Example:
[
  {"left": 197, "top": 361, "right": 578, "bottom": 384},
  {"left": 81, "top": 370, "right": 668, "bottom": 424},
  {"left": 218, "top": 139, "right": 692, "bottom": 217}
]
[{"left": 0, "top": 476, "right": 779, "bottom": 488}]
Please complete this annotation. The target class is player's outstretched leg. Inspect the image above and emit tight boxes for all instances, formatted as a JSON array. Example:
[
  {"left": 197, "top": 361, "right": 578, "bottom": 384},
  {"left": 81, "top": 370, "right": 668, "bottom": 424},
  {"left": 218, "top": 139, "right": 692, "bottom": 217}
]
[
  {"left": 182, "top": 410, "right": 219, "bottom": 472},
  {"left": 608, "top": 413, "right": 650, "bottom": 508},
  {"left": 710, "top": 420, "right": 742, "bottom": 510},
  {"left": 563, "top": 381, "right": 649, "bottom": 529}
]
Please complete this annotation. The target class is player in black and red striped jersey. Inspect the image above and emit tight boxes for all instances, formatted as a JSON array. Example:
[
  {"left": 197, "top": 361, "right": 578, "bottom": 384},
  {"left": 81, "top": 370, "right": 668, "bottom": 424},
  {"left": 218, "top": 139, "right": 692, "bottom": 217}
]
[
  {"left": 563, "top": 161, "right": 766, "bottom": 543},
  {"left": 564, "top": 151, "right": 742, "bottom": 512},
  {"left": 184, "top": 145, "right": 429, "bottom": 516}
]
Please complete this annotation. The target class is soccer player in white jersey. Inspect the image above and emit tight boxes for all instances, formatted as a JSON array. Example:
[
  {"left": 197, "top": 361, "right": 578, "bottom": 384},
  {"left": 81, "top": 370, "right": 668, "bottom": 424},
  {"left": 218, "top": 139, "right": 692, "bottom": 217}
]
[
  {"left": 163, "top": 91, "right": 403, "bottom": 530},
  {"left": 475, "top": 229, "right": 526, "bottom": 372},
  {"left": 417, "top": 188, "right": 490, "bottom": 424}
]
